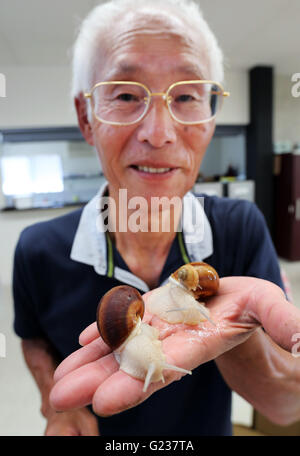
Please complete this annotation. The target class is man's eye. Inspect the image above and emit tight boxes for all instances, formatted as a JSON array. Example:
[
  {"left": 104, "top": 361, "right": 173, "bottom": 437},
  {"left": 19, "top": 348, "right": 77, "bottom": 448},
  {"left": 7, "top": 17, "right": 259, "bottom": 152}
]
[
  {"left": 176, "top": 94, "right": 194, "bottom": 102},
  {"left": 116, "top": 93, "right": 139, "bottom": 102}
]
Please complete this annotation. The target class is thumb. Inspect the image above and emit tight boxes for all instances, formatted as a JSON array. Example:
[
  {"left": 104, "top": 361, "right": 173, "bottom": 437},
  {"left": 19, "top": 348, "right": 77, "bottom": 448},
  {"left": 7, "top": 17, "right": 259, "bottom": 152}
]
[{"left": 246, "top": 278, "right": 300, "bottom": 352}]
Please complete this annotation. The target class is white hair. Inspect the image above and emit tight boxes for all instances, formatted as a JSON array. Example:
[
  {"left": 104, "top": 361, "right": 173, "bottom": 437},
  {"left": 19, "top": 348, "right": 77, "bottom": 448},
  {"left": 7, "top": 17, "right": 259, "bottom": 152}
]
[{"left": 71, "top": 0, "right": 224, "bottom": 102}]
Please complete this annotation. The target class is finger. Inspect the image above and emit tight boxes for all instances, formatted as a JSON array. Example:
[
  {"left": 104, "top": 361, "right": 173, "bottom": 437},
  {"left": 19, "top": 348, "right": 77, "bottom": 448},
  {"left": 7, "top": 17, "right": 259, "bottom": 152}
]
[
  {"left": 92, "top": 351, "right": 186, "bottom": 417},
  {"left": 213, "top": 277, "right": 300, "bottom": 352},
  {"left": 50, "top": 353, "right": 119, "bottom": 411},
  {"left": 248, "top": 279, "right": 300, "bottom": 351},
  {"left": 79, "top": 322, "right": 100, "bottom": 346},
  {"left": 92, "top": 370, "right": 153, "bottom": 416},
  {"left": 53, "top": 337, "right": 111, "bottom": 383}
]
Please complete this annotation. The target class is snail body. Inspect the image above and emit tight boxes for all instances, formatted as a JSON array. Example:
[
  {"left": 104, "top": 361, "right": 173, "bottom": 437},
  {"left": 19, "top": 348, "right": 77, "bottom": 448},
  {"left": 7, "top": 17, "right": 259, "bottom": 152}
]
[
  {"left": 97, "top": 285, "right": 191, "bottom": 392},
  {"left": 146, "top": 282, "right": 210, "bottom": 325},
  {"left": 147, "top": 262, "right": 219, "bottom": 325},
  {"left": 116, "top": 323, "right": 166, "bottom": 385},
  {"left": 96, "top": 263, "right": 219, "bottom": 391}
]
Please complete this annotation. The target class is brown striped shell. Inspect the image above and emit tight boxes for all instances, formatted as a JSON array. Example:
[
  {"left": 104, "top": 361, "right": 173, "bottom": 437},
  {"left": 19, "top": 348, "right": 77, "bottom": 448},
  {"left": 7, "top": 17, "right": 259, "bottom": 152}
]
[
  {"left": 96, "top": 285, "right": 144, "bottom": 350},
  {"left": 171, "top": 261, "right": 219, "bottom": 300}
]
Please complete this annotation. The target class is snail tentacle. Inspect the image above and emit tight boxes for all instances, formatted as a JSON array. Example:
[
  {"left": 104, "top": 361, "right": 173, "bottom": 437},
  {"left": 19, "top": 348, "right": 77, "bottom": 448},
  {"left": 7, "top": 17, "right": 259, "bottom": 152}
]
[
  {"left": 169, "top": 275, "right": 189, "bottom": 291},
  {"left": 166, "top": 307, "right": 188, "bottom": 313},
  {"left": 163, "top": 363, "right": 192, "bottom": 376},
  {"left": 195, "top": 303, "right": 216, "bottom": 326},
  {"left": 143, "top": 362, "right": 156, "bottom": 393}
]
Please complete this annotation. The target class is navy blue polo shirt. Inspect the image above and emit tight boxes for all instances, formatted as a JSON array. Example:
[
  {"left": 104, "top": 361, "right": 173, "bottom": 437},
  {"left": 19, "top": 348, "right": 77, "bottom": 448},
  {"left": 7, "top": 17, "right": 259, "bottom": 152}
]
[{"left": 12, "top": 187, "right": 284, "bottom": 436}]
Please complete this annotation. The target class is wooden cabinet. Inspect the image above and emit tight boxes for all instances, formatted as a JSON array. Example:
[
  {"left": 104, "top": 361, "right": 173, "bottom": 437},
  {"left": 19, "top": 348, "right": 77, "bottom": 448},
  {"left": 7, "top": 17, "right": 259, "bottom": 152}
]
[{"left": 274, "top": 153, "right": 300, "bottom": 261}]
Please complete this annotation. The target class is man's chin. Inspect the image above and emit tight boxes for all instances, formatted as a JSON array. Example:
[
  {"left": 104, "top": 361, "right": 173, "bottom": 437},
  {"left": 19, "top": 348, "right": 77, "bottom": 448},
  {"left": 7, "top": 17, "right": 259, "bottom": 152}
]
[
  {"left": 126, "top": 186, "right": 185, "bottom": 203},
  {"left": 124, "top": 168, "right": 188, "bottom": 200}
]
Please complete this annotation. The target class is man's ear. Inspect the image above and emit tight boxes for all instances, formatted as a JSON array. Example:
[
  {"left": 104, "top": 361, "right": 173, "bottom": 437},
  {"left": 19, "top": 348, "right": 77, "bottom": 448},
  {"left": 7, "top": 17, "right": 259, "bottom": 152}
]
[{"left": 74, "top": 93, "right": 94, "bottom": 146}]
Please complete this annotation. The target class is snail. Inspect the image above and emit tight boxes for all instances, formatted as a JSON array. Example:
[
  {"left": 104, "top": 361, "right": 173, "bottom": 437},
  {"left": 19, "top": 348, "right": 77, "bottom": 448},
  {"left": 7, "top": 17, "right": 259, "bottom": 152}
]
[
  {"left": 96, "top": 262, "right": 219, "bottom": 391},
  {"left": 171, "top": 262, "right": 219, "bottom": 299},
  {"left": 96, "top": 285, "right": 192, "bottom": 392},
  {"left": 147, "top": 262, "right": 219, "bottom": 325}
]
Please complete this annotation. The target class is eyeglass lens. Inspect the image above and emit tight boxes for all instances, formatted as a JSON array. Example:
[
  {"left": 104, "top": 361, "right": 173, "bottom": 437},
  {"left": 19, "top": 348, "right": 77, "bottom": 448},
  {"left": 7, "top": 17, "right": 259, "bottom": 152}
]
[{"left": 91, "top": 82, "right": 222, "bottom": 124}]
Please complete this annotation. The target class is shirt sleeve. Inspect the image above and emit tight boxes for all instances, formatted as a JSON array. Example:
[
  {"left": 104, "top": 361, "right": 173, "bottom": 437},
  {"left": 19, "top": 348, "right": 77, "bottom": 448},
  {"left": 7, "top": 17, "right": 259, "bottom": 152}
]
[{"left": 13, "top": 231, "right": 45, "bottom": 339}]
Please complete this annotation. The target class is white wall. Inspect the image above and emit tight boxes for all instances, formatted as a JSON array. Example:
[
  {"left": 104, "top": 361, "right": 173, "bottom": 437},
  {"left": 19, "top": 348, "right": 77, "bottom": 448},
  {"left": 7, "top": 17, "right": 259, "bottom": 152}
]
[
  {"left": 0, "top": 66, "right": 76, "bottom": 128},
  {"left": 0, "top": 206, "right": 77, "bottom": 287},
  {"left": 0, "top": 66, "right": 249, "bottom": 128},
  {"left": 217, "top": 69, "right": 249, "bottom": 125}
]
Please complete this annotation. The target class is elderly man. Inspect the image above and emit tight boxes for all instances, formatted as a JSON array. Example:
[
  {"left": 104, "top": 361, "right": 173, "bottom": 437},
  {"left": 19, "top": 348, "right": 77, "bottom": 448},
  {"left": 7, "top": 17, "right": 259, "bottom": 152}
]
[{"left": 14, "top": 0, "right": 300, "bottom": 436}]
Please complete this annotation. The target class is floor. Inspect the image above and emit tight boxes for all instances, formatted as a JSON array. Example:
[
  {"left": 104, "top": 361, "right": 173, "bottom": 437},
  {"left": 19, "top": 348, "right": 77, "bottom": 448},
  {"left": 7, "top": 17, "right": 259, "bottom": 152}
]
[
  {"left": 0, "top": 286, "right": 46, "bottom": 436},
  {"left": 0, "top": 259, "right": 299, "bottom": 436},
  {"left": 233, "top": 425, "right": 266, "bottom": 436}
]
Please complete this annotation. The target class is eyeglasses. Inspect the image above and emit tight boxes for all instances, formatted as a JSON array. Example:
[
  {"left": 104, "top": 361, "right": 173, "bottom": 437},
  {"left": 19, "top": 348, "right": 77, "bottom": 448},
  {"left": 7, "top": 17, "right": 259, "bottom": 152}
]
[{"left": 84, "top": 80, "right": 230, "bottom": 126}]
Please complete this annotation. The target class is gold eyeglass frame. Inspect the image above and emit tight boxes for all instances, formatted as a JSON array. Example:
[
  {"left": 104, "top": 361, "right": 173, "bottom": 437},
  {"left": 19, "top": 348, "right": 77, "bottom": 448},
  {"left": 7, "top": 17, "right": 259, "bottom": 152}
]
[{"left": 84, "top": 80, "right": 230, "bottom": 126}]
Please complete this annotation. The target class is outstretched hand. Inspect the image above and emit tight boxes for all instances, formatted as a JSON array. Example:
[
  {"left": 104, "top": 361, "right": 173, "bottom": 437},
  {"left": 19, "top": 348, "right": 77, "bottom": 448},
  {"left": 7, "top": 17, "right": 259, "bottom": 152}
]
[{"left": 49, "top": 277, "right": 300, "bottom": 417}]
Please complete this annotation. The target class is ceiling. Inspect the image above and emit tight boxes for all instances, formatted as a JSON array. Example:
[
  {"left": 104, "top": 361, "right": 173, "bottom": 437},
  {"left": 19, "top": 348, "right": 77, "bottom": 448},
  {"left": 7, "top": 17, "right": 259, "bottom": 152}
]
[{"left": 0, "top": 0, "right": 299, "bottom": 75}]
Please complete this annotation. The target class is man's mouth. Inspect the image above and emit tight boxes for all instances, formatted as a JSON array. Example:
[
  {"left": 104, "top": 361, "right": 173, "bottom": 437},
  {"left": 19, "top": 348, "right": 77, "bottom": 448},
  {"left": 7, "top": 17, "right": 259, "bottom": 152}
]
[{"left": 131, "top": 165, "right": 172, "bottom": 174}]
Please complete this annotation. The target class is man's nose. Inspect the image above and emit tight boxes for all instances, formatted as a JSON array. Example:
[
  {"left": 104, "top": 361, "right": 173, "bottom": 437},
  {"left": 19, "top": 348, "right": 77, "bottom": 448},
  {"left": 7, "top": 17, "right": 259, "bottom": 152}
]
[{"left": 136, "top": 98, "right": 177, "bottom": 148}]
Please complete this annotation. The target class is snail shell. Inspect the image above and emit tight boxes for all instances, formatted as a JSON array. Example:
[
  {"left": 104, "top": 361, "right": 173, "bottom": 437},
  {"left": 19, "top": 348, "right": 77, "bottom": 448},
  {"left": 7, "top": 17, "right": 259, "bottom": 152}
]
[
  {"left": 96, "top": 285, "right": 191, "bottom": 392},
  {"left": 97, "top": 285, "right": 144, "bottom": 350},
  {"left": 171, "top": 262, "right": 219, "bottom": 300}
]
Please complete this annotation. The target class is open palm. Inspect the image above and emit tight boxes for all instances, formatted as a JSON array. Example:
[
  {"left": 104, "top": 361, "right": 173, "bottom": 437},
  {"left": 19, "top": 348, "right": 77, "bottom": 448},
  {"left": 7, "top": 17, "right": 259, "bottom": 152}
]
[{"left": 50, "top": 277, "right": 300, "bottom": 416}]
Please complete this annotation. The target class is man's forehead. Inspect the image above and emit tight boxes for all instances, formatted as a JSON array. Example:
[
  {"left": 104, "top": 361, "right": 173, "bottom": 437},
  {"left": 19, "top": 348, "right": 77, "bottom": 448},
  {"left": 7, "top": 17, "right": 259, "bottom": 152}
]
[
  {"left": 95, "top": 9, "right": 209, "bottom": 80},
  {"left": 102, "top": 60, "right": 206, "bottom": 82},
  {"left": 97, "top": 34, "right": 208, "bottom": 84}
]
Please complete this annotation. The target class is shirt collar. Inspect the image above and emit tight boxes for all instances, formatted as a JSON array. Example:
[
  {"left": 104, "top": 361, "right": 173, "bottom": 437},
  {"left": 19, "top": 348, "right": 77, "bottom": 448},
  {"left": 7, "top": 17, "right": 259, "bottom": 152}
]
[{"left": 70, "top": 181, "right": 213, "bottom": 291}]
